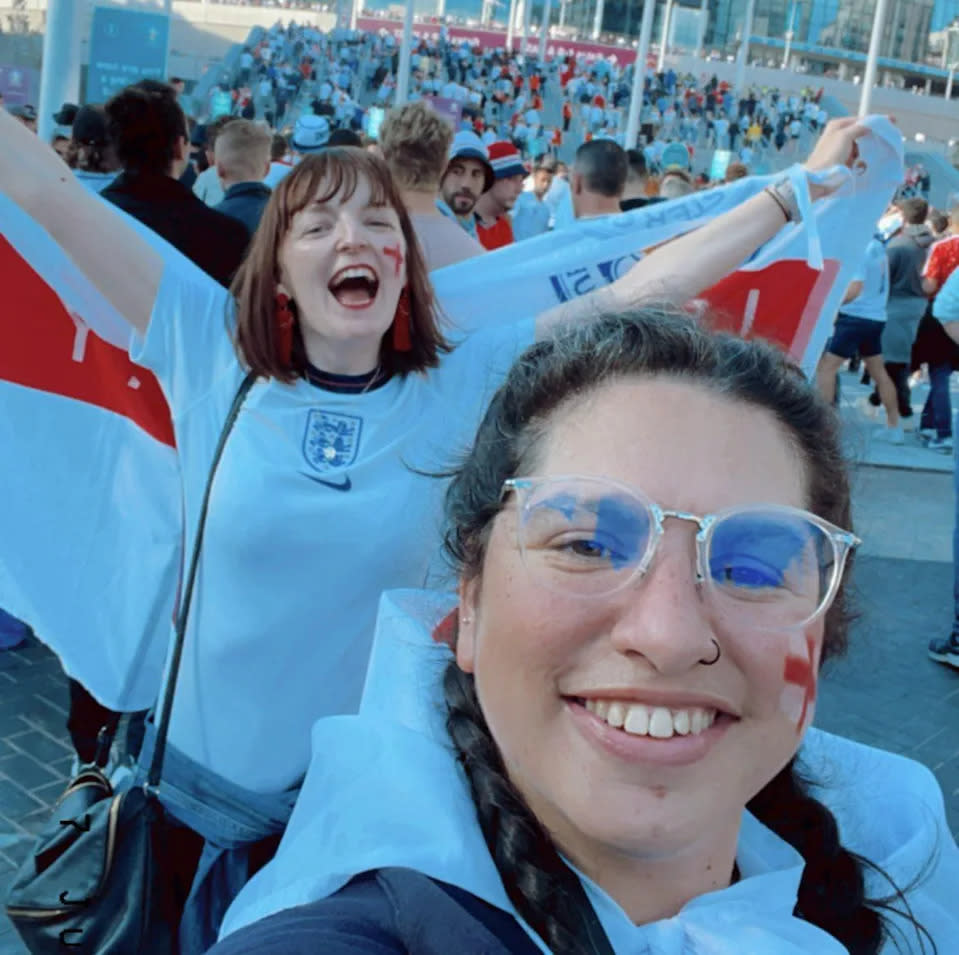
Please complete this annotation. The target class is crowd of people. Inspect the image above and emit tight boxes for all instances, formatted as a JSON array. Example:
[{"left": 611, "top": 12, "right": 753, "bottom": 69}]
[{"left": 0, "top": 13, "right": 958, "bottom": 955}]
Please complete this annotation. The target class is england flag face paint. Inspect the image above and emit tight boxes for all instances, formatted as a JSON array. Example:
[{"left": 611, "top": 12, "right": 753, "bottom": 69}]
[
  {"left": 779, "top": 630, "right": 820, "bottom": 736},
  {"left": 383, "top": 243, "right": 404, "bottom": 278}
]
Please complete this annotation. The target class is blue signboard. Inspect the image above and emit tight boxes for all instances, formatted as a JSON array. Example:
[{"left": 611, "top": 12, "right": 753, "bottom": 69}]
[
  {"left": 87, "top": 6, "right": 170, "bottom": 104},
  {"left": 0, "top": 66, "right": 39, "bottom": 107}
]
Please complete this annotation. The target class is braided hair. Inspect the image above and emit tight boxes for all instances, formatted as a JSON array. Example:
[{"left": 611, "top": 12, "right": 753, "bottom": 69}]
[{"left": 441, "top": 309, "right": 933, "bottom": 954}]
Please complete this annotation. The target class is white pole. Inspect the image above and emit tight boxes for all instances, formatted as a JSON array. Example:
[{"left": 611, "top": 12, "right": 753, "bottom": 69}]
[
  {"left": 626, "top": 0, "right": 656, "bottom": 148},
  {"left": 858, "top": 0, "right": 889, "bottom": 116},
  {"left": 782, "top": 3, "right": 796, "bottom": 70},
  {"left": 559, "top": 0, "right": 567, "bottom": 28},
  {"left": 538, "top": 0, "right": 552, "bottom": 61},
  {"left": 734, "top": 0, "right": 756, "bottom": 93},
  {"left": 657, "top": 0, "right": 673, "bottom": 72},
  {"left": 696, "top": 0, "right": 708, "bottom": 58},
  {"left": 521, "top": 0, "right": 532, "bottom": 54},
  {"left": 437, "top": 0, "right": 446, "bottom": 19},
  {"left": 592, "top": 0, "right": 605, "bottom": 41},
  {"left": 350, "top": 0, "right": 358, "bottom": 30},
  {"left": 162, "top": 0, "right": 173, "bottom": 82},
  {"left": 948, "top": 65, "right": 955, "bottom": 101},
  {"left": 38, "top": 0, "right": 82, "bottom": 144},
  {"left": 395, "top": 0, "right": 415, "bottom": 104},
  {"left": 506, "top": 0, "right": 517, "bottom": 48}
]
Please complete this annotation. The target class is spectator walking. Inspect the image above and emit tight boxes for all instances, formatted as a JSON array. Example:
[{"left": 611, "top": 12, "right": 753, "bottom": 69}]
[
  {"left": 474, "top": 141, "right": 525, "bottom": 251},
  {"left": 877, "top": 199, "right": 934, "bottom": 420},
  {"left": 816, "top": 237, "right": 904, "bottom": 442},
  {"left": 511, "top": 156, "right": 555, "bottom": 242},
  {"left": 570, "top": 139, "right": 628, "bottom": 220},
  {"left": 213, "top": 119, "right": 273, "bottom": 237},
  {"left": 438, "top": 130, "right": 494, "bottom": 243},
  {"left": 380, "top": 102, "right": 484, "bottom": 270}
]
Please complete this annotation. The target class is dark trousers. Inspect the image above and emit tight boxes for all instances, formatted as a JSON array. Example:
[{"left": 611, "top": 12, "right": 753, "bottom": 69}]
[
  {"left": 67, "top": 679, "right": 148, "bottom": 765},
  {"left": 870, "top": 361, "right": 913, "bottom": 417},
  {"left": 67, "top": 678, "right": 120, "bottom": 764},
  {"left": 920, "top": 363, "right": 953, "bottom": 438}
]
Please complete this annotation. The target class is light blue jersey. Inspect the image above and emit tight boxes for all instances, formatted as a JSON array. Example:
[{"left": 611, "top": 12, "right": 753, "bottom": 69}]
[
  {"left": 220, "top": 591, "right": 959, "bottom": 953},
  {"left": 841, "top": 238, "right": 888, "bottom": 322},
  {"left": 133, "top": 268, "right": 535, "bottom": 793}
]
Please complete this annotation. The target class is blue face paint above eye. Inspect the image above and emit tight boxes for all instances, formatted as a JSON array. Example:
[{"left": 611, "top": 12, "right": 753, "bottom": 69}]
[
  {"left": 709, "top": 513, "right": 818, "bottom": 591},
  {"left": 594, "top": 496, "right": 650, "bottom": 570},
  {"left": 540, "top": 492, "right": 579, "bottom": 522}
]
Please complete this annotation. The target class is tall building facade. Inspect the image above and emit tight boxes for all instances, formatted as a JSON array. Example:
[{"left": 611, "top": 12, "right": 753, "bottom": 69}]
[{"left": 707, "top": 0, "right": 933, "bottom": 64}]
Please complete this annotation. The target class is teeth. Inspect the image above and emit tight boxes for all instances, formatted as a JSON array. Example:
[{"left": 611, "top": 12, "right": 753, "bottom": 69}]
[
  {"left": 623, "top": 704, "right": 649, "bottom": 735},
  {"left": 648, "top": 707, "right": 673, "bottom": 738},
  {"left": 606, "top": 702, "right": 627, "bottom": 728},
  {"left": 584, "top": 699, "right": 717, "bottom": 739},
  {"left": 336, "top": 266, "right": 377, "bottom": 282}
]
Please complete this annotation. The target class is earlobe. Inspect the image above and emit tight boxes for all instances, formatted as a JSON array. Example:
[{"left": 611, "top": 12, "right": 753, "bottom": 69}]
[{"left": 456, "top": 577, "right": 480, "bottom": 674}]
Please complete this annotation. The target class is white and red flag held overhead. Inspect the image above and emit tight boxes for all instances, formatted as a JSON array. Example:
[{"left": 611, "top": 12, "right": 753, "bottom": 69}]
[{"left": 0, "top": 117, "right": 902, "bottom": 711}]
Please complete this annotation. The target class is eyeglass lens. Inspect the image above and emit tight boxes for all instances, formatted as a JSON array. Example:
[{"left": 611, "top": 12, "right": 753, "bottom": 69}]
[{"left": 516, "top": 479, "right": 837, "bottom": 626}]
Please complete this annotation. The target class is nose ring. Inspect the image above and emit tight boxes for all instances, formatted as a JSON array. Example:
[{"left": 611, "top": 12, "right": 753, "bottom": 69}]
[{"left": 698, "top": 639, "right": 721, "bottom": 666}]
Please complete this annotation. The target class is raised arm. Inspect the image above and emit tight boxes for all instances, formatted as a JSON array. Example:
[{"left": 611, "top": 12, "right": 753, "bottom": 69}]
[
  {"left": 0, "top": 107, "right": 162, "bottom": 335},
  {"left": 536, "top": 117, "right": 871, "bottom": 336}
]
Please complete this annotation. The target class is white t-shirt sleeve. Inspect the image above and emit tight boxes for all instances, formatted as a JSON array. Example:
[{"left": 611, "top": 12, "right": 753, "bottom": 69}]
[
  {"left": 130, "top": 260, "right": 241, "bottom": 417},
  {"left": 432, "top": 318, "right": 537, "bottom": 443}
]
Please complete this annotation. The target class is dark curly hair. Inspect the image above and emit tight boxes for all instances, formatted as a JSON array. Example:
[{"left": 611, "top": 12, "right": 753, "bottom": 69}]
[{"left": 440, "top": 309, "right": 934, "bottom": 955}]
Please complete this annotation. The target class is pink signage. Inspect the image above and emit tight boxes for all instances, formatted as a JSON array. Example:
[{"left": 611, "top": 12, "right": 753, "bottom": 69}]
[{"left": 357, "top": 17, "right": 651, "bottom": 67}]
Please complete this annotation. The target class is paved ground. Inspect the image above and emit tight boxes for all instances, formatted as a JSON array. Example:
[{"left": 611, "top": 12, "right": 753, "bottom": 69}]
[{"left": 0, "top": 430, "right": 955, "bottom": 952}]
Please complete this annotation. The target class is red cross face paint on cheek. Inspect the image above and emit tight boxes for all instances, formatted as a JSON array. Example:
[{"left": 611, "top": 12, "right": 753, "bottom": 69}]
[
  {"left": 383, "top": 244, "right": 404, "bottom": 278},
  {"left": 779, "top": 632, "right": 819, "bottom": 734}
]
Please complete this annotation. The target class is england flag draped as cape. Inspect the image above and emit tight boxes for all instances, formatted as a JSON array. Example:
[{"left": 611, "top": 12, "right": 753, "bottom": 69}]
[{"left": 0, "top": 117, "right": 903, "bottom": 712}]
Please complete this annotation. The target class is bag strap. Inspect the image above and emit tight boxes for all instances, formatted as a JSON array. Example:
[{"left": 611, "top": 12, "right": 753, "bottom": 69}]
[{"left": 147, "top": 370, "right": 257, "bottom": 791}]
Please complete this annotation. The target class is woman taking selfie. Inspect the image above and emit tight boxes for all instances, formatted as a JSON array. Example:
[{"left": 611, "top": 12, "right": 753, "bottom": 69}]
[
  {"left": 213, "top": 314, "right": 957, "bottom": 954},
  {"left": 0, "top": 99, "right": 886, "bottom": 950}
]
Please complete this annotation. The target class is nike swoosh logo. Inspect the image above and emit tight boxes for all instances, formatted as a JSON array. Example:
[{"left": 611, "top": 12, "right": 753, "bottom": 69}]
[{"left": 302, "top": 473, "right": 352, "bottom": 491}]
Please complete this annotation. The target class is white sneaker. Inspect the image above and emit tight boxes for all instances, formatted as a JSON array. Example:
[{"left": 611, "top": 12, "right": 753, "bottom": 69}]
[
  {"left": 919, "top": 428, "right": 937, "bottom": 441},
  {"left": 928, "top": 436, "right": 954, "bottom": 453},
  {"left": 879, "top": 425, "right": 905, "bottom": 445}
]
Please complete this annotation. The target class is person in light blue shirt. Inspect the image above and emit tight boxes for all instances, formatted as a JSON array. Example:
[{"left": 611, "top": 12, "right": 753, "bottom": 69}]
[
  {"left": 510, "top": 157, "right": 554, "bottom": 242},
  {"left": 214, "top": 312, "right": 956, "bottom": 955}
]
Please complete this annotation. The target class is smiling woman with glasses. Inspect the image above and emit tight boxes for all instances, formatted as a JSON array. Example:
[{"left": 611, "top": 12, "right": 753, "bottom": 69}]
[{"left": 211, "top": 311, "right": 957, "bottom": 955}]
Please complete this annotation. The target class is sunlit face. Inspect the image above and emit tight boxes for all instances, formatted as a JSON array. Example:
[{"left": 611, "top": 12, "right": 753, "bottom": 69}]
[
  {"left": 532, "top": 168, "right": 554, "bottom": 198},
  {"left": 457, "top": 378, "right": 825, "bottom": 872},
  {"left": 489, "top": 173, "right": 524, "bottom": 211},
  {"left": 277, "top": 174, "right": 407, "bottom": 358},
  {"left": 441, "top": 157, "right": 488, "bottom": 215}
]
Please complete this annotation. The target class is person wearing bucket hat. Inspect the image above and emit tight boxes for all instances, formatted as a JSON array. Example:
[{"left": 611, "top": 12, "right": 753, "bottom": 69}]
[
  {"left": 474, "top": 140, "right": 525, "bottom": 251},
  {"left": 438, "top": 130, "right": 493, "bottom": 242},
  {"left": 291, "top": 113, "right": 331, "bottom": 155}
]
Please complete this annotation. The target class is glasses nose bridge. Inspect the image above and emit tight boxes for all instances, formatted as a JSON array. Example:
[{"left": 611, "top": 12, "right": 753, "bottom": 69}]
[{"left": 655, "top": 507, "right": 709, "bottom": 580}]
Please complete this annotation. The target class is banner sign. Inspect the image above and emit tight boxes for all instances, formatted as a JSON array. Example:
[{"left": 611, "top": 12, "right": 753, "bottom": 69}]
[{"left": 87, "top": 5, "right": 170, "bottom": 104}]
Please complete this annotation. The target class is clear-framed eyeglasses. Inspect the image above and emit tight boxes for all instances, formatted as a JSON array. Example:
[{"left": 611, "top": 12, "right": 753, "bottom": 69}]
[{"left": 500, "top": 476, "right": 861, "bottom": 631}]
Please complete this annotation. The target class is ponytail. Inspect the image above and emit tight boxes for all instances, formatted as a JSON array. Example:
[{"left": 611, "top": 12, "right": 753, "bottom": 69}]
[{"left": 444, "top": 662, "right": 593, "bottom": 955}]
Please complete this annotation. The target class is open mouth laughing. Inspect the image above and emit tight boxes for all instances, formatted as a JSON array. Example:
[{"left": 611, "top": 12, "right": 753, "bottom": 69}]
[{"left": 328, "top": 264, "right": 380, "bottom": 309}]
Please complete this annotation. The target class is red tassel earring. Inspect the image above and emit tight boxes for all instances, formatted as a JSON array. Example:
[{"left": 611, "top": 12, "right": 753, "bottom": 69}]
[
  {"left": 391, "top": 286, "right": 413, "bottom": 352},
  {"left": 432, "top": 607, "right": 459, "bottom": 648},
  {"left": 275, "top": 293, "right": 295, "bottom": 366}
]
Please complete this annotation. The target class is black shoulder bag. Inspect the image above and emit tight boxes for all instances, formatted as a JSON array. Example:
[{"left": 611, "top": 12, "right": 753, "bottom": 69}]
[{"left": 6, "top": 371, "right": 256, "bottom": 954}]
